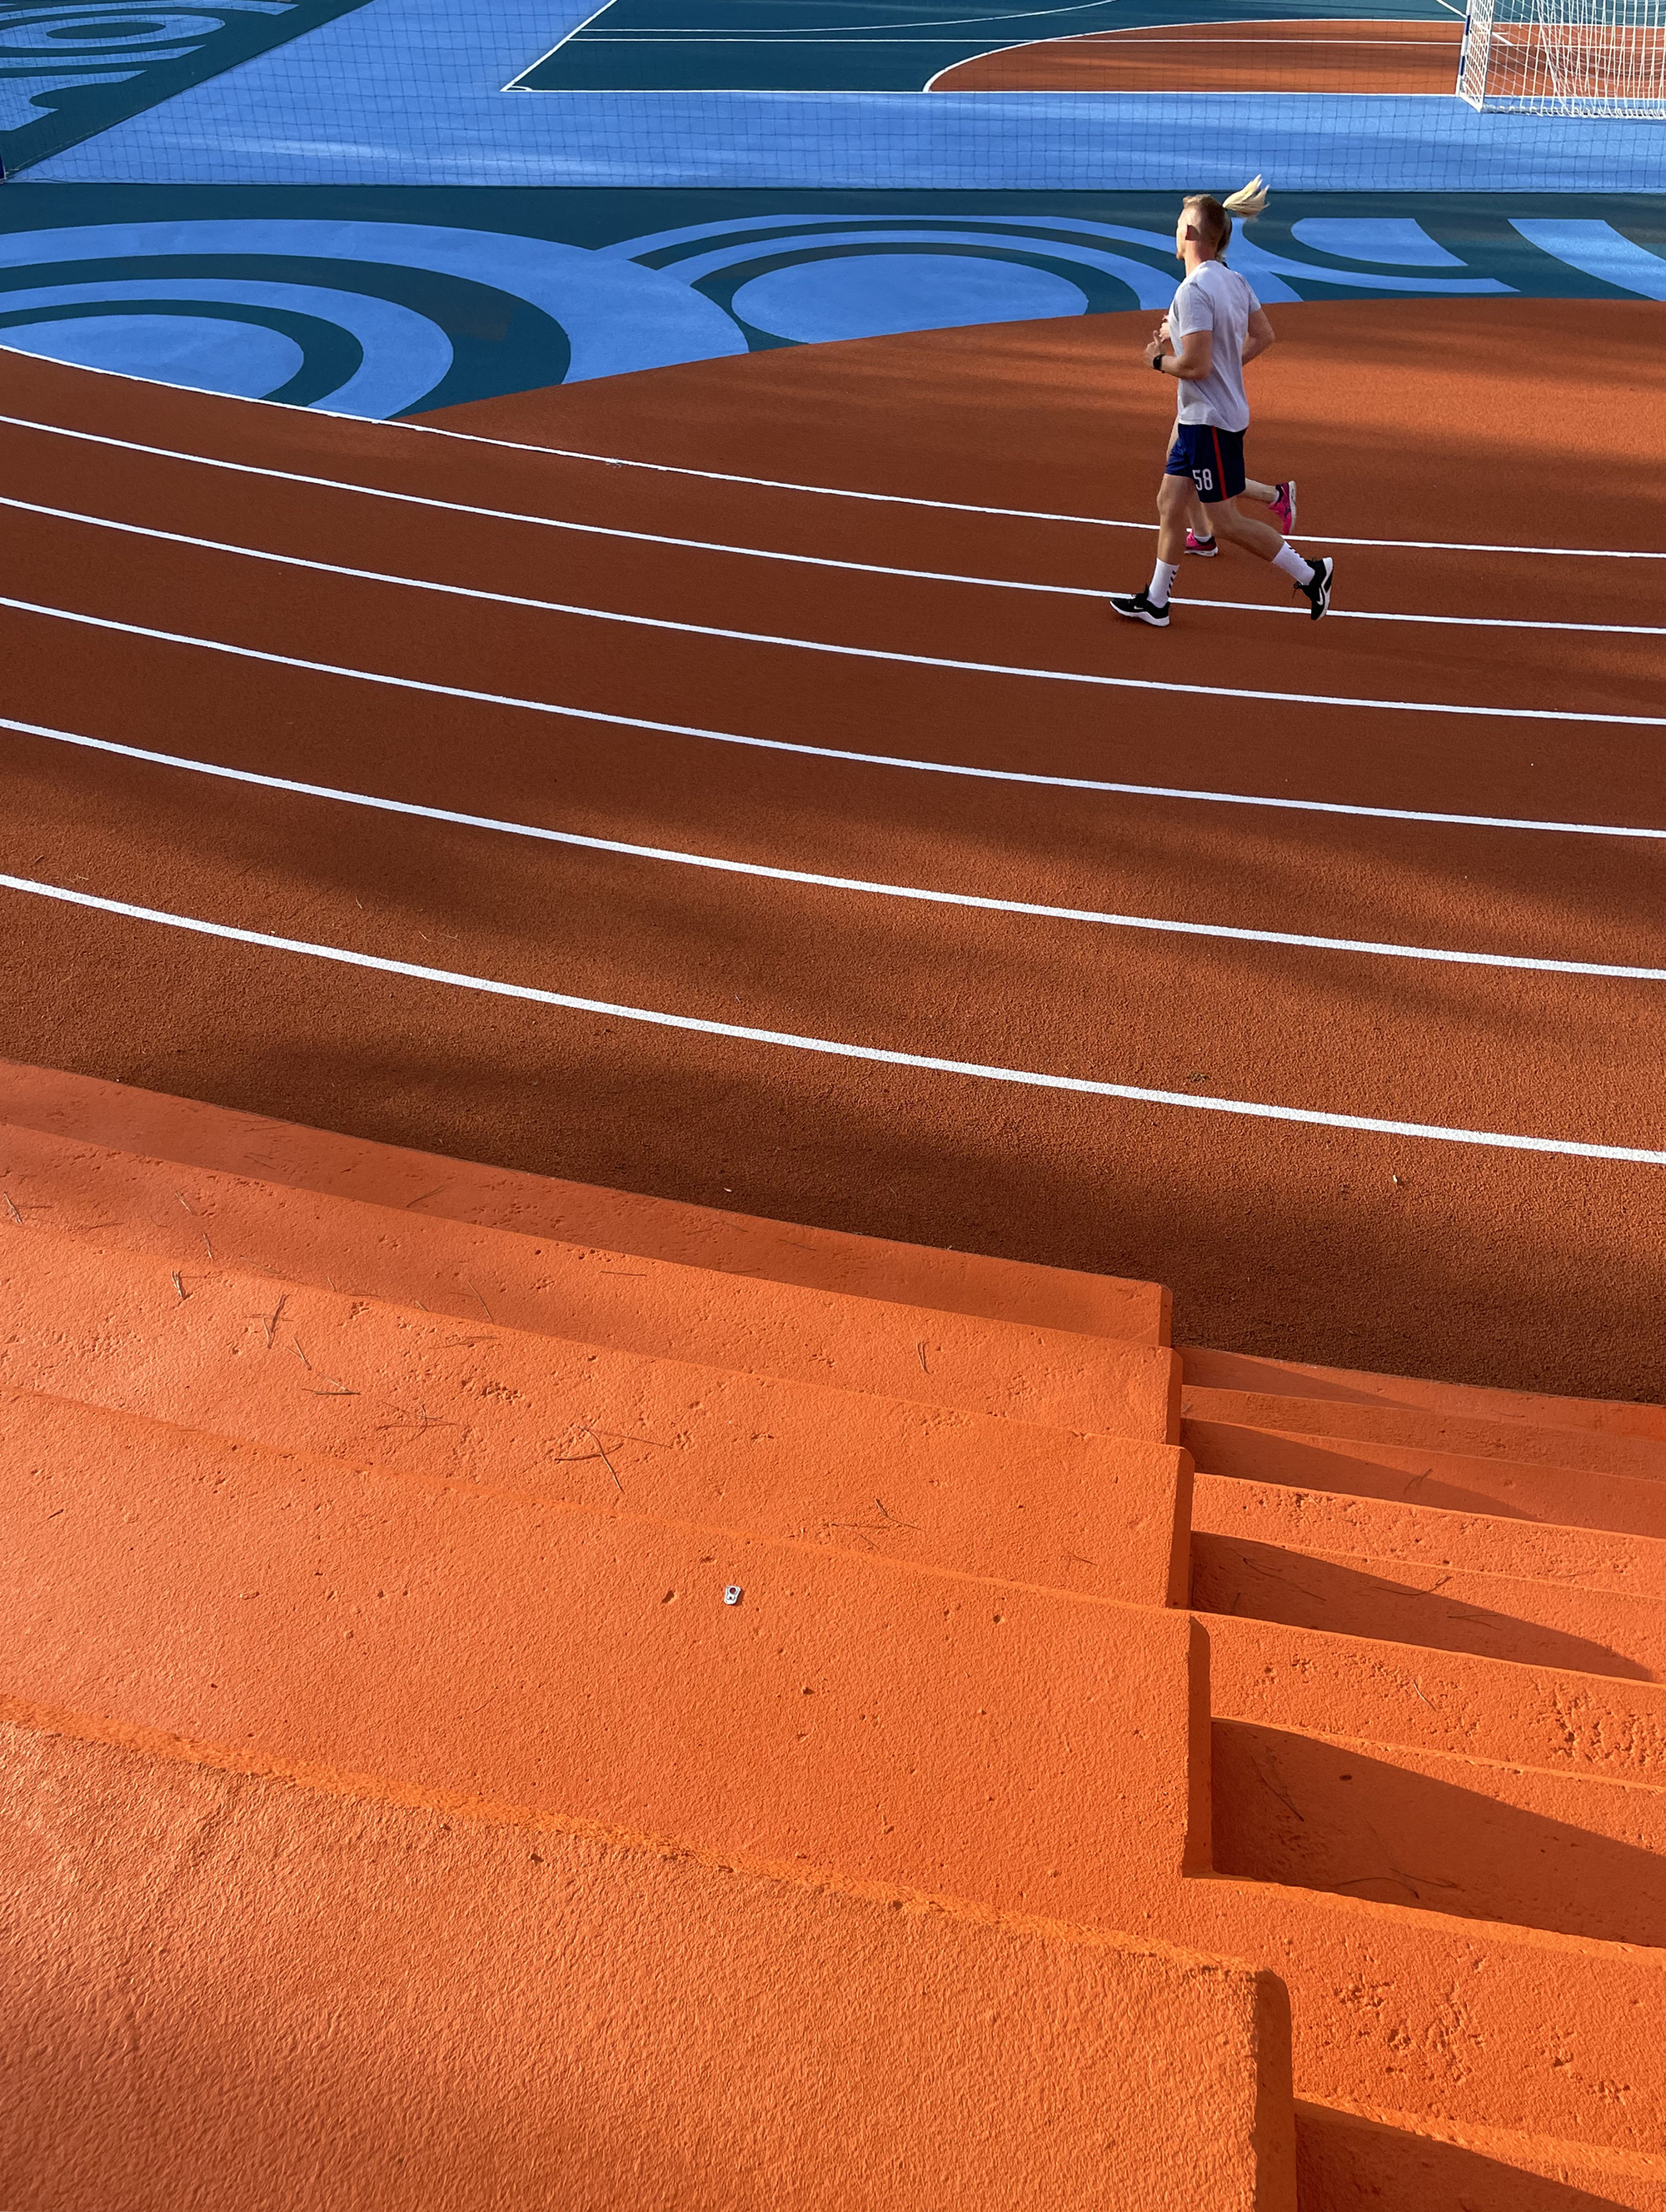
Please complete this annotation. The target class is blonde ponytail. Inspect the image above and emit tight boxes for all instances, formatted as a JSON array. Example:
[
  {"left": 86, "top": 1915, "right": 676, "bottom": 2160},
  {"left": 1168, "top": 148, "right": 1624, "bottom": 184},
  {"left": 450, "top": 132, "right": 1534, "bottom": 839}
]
[
  {"left": 1180, "top": 176, "right": 1269, "bottom": 261},
  {"left": 1221, "top": 175, "right": 1269, "bottom": 218}
]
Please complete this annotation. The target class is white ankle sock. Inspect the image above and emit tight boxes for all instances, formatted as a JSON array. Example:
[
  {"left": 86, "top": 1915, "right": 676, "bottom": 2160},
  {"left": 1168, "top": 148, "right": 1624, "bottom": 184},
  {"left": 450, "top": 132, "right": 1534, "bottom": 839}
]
[
  {"left": 1272, "top": 545, "right": 1315, "bottom": 587},
  {"left": 1148, "top": 558, "right": 1180, "bottom": 606}
]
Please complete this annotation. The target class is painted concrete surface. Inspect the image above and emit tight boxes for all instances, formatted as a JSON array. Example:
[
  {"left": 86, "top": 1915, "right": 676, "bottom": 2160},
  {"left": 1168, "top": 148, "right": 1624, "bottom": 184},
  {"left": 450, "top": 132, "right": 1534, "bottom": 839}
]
[
  {"left": 0, "top": 1223, "right": 1193, "bottom": 1604},
  {"left": 0, "top": 0, "right": 377, "bottom": 171},
  {"left": 0, "top": 1056, "right": 1171, "bottom": 1336},
  {"left": 12, "top": 0, "right": 1664, "bottom": 190},
  {"left": 0, "top": 0, "right": 1659, "bottom": 409},
  {"left": 1214, "top": 1716, "right": 1666, "bottom": 1945},
  {"left": 1205, "top": 1610, "right": 1666, "bottom": 1782},
  {"left": 4, "top": 1070, "right": 1666, "bottom": 2203},
  {"left": 0, "top": 184, "right": 1662, "bottom": 416},
  {"left": 0, "top": 1390, "right": 1210, "bottom": 1903},
  {"left": 1195, "top": 1472, "right": 1666, "bottom": 1597},
  {"left": 0, "top": 1113, "right": 1183, "bottom": 1442},
  {"left": 0, "top": 1717, "right": 1293, "bottom": 2212},
  {"left": 1193, "top": 1524, "right": 1666, "bottom": 1677},
  {"left": 0, "top": 0, "right": 1659, "bottom": 2192},
  {"left": 1185, "top": 1417, "right": 1666, "bottom": 1538},
  {"left": 0, "top": 0, "right": 1658, "bottom": 422}
]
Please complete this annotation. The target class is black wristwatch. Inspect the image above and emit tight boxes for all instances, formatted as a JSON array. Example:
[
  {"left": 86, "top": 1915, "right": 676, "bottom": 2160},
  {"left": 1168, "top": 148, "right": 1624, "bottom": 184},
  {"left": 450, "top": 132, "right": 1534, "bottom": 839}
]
[{"left": 1151, "top": 352, "right": 1166, "bottom": 373}]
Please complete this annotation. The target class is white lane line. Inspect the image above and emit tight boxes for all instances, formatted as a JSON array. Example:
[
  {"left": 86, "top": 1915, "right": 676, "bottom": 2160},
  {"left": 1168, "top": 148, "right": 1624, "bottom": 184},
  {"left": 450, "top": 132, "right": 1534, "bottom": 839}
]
[
  {"left": 4, "top": 590, "right": 1663, "bottom": 731},
  {"left": 7, "top": 493, "right": 1664, "bottom": 640},
  {"left": 388, "top": 420, "right": 1666, "bottom": 559},
  {"left": 0, "top": 429, "right": 1079, "bottom": 600},
  {"left": 4, "top": 710, "right": 1656, "bottom": 843},
  {"left": 2, "top": 407, "right": 1660, "bottom": 563},
  {"left": 5, "top": 871, "right": 1661, "bottom": 1168},
  {"left": 16, "top": 716, "right": 1662, "bottom": 982}
]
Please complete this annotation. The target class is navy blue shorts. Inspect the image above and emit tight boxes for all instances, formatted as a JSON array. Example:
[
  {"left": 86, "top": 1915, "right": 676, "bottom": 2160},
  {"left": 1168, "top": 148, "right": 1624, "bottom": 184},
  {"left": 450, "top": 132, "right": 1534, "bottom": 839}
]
[{"left": 1165, "top": 423, "right": 1246, "bottom": 506}]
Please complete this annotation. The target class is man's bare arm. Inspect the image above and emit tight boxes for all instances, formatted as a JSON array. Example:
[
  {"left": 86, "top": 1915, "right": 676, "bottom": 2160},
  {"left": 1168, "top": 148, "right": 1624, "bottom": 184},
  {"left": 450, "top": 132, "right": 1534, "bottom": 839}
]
[
  {"left": 1241, "top": 307, "right": 1275, "bottom": 366},
  {"left": 1144, "top": 319, "right": 1215, "bottom": 381}
]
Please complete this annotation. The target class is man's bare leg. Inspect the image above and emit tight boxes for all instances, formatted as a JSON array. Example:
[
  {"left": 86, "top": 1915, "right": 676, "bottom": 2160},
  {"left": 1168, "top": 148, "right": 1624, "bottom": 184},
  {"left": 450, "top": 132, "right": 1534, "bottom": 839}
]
[
  {"left": 1115, "top": 483, "right": 1331, "bottom": 622},
  {"left": 1188, "top": 481, "right": 1280, "bottom": 550},
  {"left": 1208, "top": 496, "right": 1284, "bottom": 560},
  {"left": 1210, "top": 496, "right": 1324, "bottom": 604},
  {"left": 1156, "top": 472, "right": 1193, "bottom": 568}
]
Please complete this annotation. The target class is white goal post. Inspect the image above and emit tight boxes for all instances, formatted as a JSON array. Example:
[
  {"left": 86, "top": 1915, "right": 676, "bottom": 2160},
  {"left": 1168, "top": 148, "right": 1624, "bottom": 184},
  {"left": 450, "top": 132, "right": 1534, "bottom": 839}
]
[{"left": 1459, "top": 0, "right": 1666, "bottom": 115}]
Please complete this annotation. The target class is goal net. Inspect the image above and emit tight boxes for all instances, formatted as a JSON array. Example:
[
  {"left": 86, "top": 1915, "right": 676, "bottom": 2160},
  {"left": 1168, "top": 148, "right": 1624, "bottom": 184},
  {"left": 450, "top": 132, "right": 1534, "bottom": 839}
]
[{"left": 1460, "top": 0, "right": 1666, "bottom": 115}]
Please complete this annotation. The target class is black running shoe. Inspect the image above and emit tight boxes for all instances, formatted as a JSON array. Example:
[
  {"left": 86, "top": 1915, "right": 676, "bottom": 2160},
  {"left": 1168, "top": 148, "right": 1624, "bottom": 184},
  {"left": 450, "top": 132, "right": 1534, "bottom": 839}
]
[
  {"left": 1110, "top": 589, "right": 1170, "bottom": 627},
  {"left": 1298, "top": 555, "right": 1333, "bottom": 620}
]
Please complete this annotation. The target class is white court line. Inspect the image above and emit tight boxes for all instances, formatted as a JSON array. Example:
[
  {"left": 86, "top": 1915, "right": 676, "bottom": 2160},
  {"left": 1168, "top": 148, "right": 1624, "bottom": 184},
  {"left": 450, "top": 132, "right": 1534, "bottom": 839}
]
[
  {"left": 5, "top": 710, "right": 1656, "bottom": 842},
  {"left": 7, "top": 492, "right": 1664, "bottom": 639},
  {"left": 15, "top": 717, "right": 1662, "bottom": 982},
  {"left": 2, "top": 406, "right": 1661, "bottom": 563},
  {"left": 4, "top": 871, "right": 1661, "bottom": 1168},
  {"left": 5, "top": 590, "right": 1664, "bottom": 731}
]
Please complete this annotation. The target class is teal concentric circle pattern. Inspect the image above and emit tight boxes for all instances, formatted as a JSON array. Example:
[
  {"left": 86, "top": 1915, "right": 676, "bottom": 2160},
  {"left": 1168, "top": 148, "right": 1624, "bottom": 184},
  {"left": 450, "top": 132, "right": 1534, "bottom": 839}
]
[{"left": 0, "top": 195, "right": 1661, "bottom": 414}]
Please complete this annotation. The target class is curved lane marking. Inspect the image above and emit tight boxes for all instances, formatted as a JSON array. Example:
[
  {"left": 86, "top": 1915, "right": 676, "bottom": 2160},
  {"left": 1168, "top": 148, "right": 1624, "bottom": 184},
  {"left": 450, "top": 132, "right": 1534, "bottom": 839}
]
[
  {"left": 7, "top": 490, "right": 1663, "bottom": 638},
  {"left": 390, "top": 423, "right": 1666, "bottom": 557},
  {"left": 2, "top": 710, "right": 1657, "bottom": 840},
  {"left": 2, "top": 581, "right": 1660, "bottom": 730},
  {"left": 4, "top": 872, "right": 1663, "bottom": 1168},
  {"left": 10, "top": 715, "right": 1664, "bottom": 981},
  {"left": 2, "top": 399, "right": 1661, "bottom": 561}
]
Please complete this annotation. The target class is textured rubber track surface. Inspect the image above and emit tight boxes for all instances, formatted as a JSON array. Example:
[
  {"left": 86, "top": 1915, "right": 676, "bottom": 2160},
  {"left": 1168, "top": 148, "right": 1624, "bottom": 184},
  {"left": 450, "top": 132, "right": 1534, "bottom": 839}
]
[{"left": 1, "top": 297, "right": 1663, "bottom": 1399}]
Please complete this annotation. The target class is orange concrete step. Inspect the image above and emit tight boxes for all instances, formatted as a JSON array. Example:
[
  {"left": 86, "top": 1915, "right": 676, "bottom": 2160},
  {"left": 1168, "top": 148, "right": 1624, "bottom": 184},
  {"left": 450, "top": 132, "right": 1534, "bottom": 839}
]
[
  {"left": 1205, "top": 1611, "right": 1666, "bottom": 1788},
  {"left": 0, "top": 1712, "right": 1296, "bottom": 2212},
  {"left": 0, "top": 1112, "right": 1178, "bottom": 1440},
  {"left": 30, "top": 1358, "right": 1661, "bottom": 1957},
  {"left": 1193, "top": 1472, "right": 1666, "bottom": 1600},
  {"left": 1191, "top": 1527, "right": 1666, "bottom": 1681},
  {"left": 1162, "top": 1877, "right": 1666, "bottom": 2172},
  {"left": 1185, "top": 1346, "right": 1666, "bottom": 1446},
  {"left": 1296, "top": 2100, "right": 1666, "bottom": 2212},
  {"left": 1183, "top": 1416, "right": 1666, "bottom": 1541},
  {"left": 1181, "top": 1381, "right": 1666, "bottom": 1486},
  {"left": 1212, "top": 1716, "right": 1666, "bottom": 1946},
  {"left": 0, "top": 1232, "right": 1191, "bottom": 1606},
  {"left": 0, "top": 1060, "right": 1169, "bottom": 1341},
  {"left": 7, "top": 1380, "right": 1664, "bottom": 2174},
  {"left": 1, "top": 1384, "right": 1208, "bottom": 1918},
  {"left": 1201, "top": 1557, "right": 1666, "bottom": 1949}
]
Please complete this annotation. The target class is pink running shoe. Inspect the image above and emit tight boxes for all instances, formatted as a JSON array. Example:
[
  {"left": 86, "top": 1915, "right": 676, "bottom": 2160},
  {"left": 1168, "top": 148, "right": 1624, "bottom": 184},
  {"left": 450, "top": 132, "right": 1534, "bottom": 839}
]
[
  {"left": 1269, "top": 480, "right": 1297, "bottom": 535},
  {"left": 1184, "top": 528, "right": 1219, "bottom": 556}
]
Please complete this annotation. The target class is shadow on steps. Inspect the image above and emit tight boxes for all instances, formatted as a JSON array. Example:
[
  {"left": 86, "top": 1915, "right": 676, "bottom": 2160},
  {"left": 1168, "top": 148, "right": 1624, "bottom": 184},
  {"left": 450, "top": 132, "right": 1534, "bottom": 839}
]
[
  {"left": 1297, "top": 2101, "right": 1659, "bottom": 2212},
  {"left": 1185, "top": 1419, "right": 1666, "bottom": 1542},
  {"left": 1192, "top": 1535, "right": 1659, "bottom": 1681},
  {"left": 1215, "top": 1721, "right": 1666, "bottom": 1949}
]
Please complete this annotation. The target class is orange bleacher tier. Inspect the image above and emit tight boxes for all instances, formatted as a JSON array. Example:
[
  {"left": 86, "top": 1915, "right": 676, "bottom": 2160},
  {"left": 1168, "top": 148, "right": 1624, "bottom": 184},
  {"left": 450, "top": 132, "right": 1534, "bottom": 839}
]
[
  {"left": 6, "top": 1065, "right": 1666, "bottom": 2210},
  {"left": 2, "top": 1719, "right": 1296, "bottom": 2212}
]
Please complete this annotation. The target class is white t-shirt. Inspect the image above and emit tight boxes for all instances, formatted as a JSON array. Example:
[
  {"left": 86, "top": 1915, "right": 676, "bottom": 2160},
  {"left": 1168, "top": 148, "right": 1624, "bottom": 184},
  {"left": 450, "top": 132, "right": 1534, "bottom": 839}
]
[{"left": 1169, "top": 260, "right": 1260, "bottom": 432}]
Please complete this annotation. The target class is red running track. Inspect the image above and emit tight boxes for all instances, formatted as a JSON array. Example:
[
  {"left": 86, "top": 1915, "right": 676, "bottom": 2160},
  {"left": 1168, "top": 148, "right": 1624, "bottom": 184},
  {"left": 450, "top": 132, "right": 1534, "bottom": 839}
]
[{"left": 1, "top": 297, "right": 1664, "bottom": 1396}]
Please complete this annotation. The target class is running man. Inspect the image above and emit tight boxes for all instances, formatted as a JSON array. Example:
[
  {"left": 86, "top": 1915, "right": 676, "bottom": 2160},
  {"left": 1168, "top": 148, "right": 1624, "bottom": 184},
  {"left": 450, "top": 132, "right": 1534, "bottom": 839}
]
[{"left": 1111, "top": 179, "right": 1333, "bottom": 630}]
